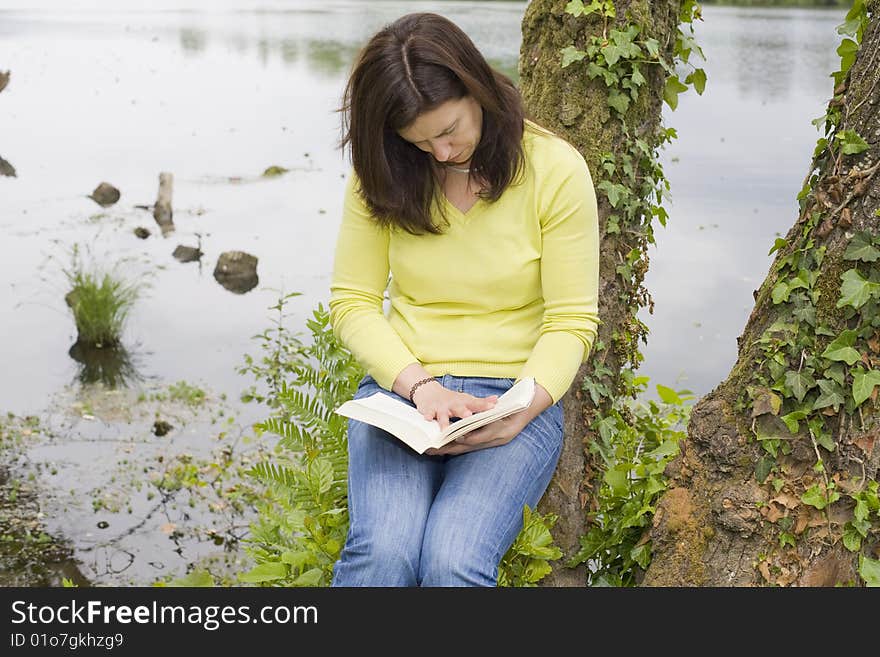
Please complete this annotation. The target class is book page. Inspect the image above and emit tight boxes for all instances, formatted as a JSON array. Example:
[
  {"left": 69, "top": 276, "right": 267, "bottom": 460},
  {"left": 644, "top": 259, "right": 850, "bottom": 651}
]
[
  {"left": 335, "top": 393, "right": 440, "bottom": 454},
  {"left": 335, "top": 377, "right": 535, "bottom": 454}
]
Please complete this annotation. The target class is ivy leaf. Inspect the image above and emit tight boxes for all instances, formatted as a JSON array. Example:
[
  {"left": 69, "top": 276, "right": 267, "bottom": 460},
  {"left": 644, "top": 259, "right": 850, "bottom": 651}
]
[
  {"left": 837, "top": 38, "right": 859, "bottom": 75},
  {"left": 780, "top": 409, "right": 808, "bottom": 434},
  {"left": 836, "top": 129, "right": 869, "bottom": 155},
  {"left": 812, "top": 378, "right": 846, "bottom": 411},
  {"left": 603, "top": 43, "right": 625, "bottom": 66},
  {"left": 843, "top": 526, "right": 862, "bottom": 552},
  {"left": 820, "top": 329, "right": 861, "bottom": 365},
  {"left": 560, "top": 46, "right": 587, "bottom": 68},
  {"left": 852, "top": 369, "right": 880, "bottom": 406},
  {"left": 597, "top": 180, "right": 625, "bottom": 207},
  {"left": 685, "top": 68, "right": 707, "bottom": 95},
  {"left": 771, "top": 280, "right": 790, "bottom": 305},
  {"left": 837, "top": 16, "right": 862, "bottom": 37},
  {"left": 630, "top": 64, "right": 646, "bottom": 87},
  {"left": 843, "top": 232, "right": 880, "bottom": 262},
  {"left": 564, "top": 0, "right": 587, "bottom": 16},
  {"left": 608, "top": 89, "right": 631, "bottom": 115},
  {"left": 801, "top": 484, "right": 830, "bottom": 510},
  {"left": 815, "top": 431, "right": 836, "bottom": 452},
  {"left": 768, "top": 237, "right": 788, "bottom": 256},
  {"left": 859, "top": 555, "right": 880, "bottom": 587},
  {"left": 784, "top": 370, "right": 816, "bottom": 403},
  {"left": 663, "top": 76, "right": 689, "bottom": 110},
  {"left": 644, "top": 37, "right": 660, "bottom": 59},
  {"left": 837, "top": 268, "right": 880, "bottom": 309},
  {"left": 755, "top": 457, "right": 774, "bottom": 484}
]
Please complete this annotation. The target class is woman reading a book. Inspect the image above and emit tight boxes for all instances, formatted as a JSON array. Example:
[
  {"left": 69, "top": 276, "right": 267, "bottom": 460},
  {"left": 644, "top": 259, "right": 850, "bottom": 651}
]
[{"left": 329, "top": 12, "right": 599, "bottom": 587}]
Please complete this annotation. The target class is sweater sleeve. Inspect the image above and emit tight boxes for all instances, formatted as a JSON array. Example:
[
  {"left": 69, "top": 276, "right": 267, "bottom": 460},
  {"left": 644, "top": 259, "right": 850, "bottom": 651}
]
[
  {"left": 328, "top": 173, "right": 419, "bottom": 390},
  {"left": 518, "top": 146, "right": 601, "bottom": 403}
]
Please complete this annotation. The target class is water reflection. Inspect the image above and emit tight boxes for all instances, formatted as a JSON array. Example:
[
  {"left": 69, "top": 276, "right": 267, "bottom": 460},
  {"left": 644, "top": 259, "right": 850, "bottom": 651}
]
[{"left": 68, "top": 340, "right": 143, "bottom": 389}]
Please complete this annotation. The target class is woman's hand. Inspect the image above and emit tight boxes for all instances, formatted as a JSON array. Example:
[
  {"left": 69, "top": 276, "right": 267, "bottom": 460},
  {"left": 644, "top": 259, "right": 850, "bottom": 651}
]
[
  {"left": 411, "top": 380, "right": 497, "bottom": 430},
  {"left": 425, "top": 382, "right": 554, "bottom": 456}
]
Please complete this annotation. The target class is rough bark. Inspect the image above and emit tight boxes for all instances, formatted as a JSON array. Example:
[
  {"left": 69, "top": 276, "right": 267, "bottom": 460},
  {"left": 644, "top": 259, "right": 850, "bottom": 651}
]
[
  {"left": 644, "top": 3, "right": 880, "bottom": 587},
  {"left": 519, "top": 0, "right": 682, "bottom": 586}
]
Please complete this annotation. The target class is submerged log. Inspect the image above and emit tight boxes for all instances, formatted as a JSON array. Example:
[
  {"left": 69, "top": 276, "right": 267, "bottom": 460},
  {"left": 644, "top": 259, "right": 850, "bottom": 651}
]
[{"left": 153, "top": 172, "right": 175, "bottom": 236}]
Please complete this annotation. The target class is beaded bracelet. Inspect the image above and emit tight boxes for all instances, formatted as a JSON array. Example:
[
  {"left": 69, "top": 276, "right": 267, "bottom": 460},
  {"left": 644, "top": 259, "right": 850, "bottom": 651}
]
[{"left": 409, "top": 377, "right": 437, "bottom": 403}]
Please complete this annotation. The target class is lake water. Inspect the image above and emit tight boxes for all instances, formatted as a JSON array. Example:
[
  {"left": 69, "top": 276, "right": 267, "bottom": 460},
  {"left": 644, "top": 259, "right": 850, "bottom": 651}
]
[
  {"left": 0, "top": 1, "right": 847, "bottom": 583},
  {"left": 0, "top": 1, "right": 845, "bottom": 412}
]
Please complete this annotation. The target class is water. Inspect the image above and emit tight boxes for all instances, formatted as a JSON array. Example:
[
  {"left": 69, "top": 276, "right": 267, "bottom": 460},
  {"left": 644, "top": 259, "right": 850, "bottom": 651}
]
[{"left": 0, "top": 1, "right": 847, "bottom": 583}]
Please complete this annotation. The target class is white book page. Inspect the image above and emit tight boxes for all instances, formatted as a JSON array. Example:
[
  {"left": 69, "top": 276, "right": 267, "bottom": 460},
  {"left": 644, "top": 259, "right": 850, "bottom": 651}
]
[
  {"left": 335, "top": 378, "right": 535, "bottom": 454},
  {"left": 336, "top": 393, "right": 440, "bottom": 454}
]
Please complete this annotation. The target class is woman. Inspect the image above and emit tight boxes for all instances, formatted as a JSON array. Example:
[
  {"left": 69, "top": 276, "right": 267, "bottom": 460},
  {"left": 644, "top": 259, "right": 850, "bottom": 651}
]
[{"left": 329, "top": 12, "right": 599, "bottom": 587}]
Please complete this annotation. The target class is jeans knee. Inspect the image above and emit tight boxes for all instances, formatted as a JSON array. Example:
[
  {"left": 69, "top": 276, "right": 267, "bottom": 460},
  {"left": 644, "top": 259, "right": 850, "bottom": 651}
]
[
  {"left": 332, "top": 531, "right": 421, "bottom": 587},
  {"left": 419, "top": 541, "right": 498, "bottom": 587}
]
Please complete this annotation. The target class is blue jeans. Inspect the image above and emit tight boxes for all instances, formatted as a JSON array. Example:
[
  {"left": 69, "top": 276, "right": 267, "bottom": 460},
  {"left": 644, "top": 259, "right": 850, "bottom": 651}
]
[{"left": 331, "top": 374, "right": 564, "bottom": 587}]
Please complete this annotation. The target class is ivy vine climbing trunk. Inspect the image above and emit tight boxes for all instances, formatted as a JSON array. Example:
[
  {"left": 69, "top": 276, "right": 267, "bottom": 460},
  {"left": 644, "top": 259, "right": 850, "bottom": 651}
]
[
  {"left": 644, "top": 0, "right": 880, "bottom": 587},
  {"left": 518, "top": 0, "right": 687, "bottom": 586}
]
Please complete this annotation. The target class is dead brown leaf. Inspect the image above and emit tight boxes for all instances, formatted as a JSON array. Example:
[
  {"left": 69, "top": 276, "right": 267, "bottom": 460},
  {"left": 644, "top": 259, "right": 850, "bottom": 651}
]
[
  {"left": 759, "top": 561, "right": 772, "bottom": 583},
  {"left": 854, "top": 433, "right": 876, "bottom": 456},
  {"left": 771, "top": 493, "right": 800, "bottom": 509},
  {"left": 765, "top": 502, "right": 786, "bottom": 523}
]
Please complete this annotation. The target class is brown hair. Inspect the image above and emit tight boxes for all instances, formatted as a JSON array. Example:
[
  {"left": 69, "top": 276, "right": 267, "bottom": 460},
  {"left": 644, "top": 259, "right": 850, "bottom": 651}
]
[{"left": 339, "top": 12, "right": 525, "bottom": 234}]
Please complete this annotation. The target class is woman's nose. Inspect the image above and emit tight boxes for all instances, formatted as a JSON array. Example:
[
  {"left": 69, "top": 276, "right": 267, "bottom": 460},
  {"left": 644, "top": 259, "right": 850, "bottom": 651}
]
[{"left": 433, "top": 141, "right": 453, "bottom": 162}]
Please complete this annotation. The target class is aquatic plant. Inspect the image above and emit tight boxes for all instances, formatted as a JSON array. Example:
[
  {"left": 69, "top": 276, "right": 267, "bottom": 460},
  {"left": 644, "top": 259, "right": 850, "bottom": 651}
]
[{"left": 64, "top": 246, "right": 140, "bottom": 349}]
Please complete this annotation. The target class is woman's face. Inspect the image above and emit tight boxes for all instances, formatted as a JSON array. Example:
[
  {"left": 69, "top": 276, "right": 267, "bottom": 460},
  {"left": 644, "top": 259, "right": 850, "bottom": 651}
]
[{"left": 397, "top": 95, "right": 483, "bottom": 168}]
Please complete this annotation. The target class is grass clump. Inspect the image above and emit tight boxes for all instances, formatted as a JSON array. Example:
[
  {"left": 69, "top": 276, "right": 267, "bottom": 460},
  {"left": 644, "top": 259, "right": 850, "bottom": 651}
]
[{"left": 64, "top": 246, "right": 140, "bottom": 348}]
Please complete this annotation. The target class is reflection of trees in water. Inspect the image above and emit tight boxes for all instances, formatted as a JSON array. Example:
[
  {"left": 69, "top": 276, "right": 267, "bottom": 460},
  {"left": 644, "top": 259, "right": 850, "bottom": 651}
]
[
  {"left": 68, "top": 340, "right": 143, "bottom": 389},
  {"left": 175, "top": 26, "right": 518, "bottom": 79}
]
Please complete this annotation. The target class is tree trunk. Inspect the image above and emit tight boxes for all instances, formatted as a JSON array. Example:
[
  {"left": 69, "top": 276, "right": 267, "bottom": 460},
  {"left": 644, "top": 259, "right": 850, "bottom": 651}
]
[
  {"left": 644, "top": 1, "right": 880, "bottom": 587},
  {"left": 518, "top": 0, "right": 683, "bottom": 586}
]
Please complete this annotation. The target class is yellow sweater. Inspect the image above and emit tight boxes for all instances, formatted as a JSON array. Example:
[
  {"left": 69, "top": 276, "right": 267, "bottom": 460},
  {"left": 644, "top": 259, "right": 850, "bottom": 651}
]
[{"left": 329, "top": 121, "right": 600, "bottom": 403}]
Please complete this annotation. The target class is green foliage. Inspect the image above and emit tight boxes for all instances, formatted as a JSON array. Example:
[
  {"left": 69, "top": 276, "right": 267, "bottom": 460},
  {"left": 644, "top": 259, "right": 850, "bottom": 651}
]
[
  {"left": 240, "top": 300, "right": 361, "bottom": 587},
  {"left": 561, "top": 1, "right": 705, "bottom": 115},
  {"left": 237, "top": 292, "right": 307, "bottom": 407},
  {"left": 497, "top": 506, "right": 564, "bottom": 587},
  {"left": 63, "top": 244, "right": 140, "bottom": 348},
  {"left": 569, "top": 373, "right": 693, "bottom": 586}
]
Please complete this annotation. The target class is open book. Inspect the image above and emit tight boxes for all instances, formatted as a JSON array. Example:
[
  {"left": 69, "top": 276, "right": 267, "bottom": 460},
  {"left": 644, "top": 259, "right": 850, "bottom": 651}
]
[{"left": 335, "top": 377, "right": 536, "bottom": 454}]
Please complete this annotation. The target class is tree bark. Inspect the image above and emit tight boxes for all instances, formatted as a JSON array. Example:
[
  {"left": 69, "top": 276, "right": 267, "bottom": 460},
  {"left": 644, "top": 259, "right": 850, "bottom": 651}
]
[
  {"left": 644, "top": 2, "right": 880, "bottom": 586},
  {"left": 519, "top": 0, "right": 683, "bottom": 586}
]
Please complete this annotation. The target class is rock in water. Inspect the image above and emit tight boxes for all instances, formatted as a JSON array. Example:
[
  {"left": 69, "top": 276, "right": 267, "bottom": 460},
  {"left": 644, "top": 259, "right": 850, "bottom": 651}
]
[
  {"left": 213, "top": 250, "right": 259, "bottom": 294},
  {"left": 134, "top": 227, "right": 151, "bottom": 239},
  {"left": 0, "top": 156, "right": 15, "bottom": 177},
  {"left": 89, "top": 182, "right": 120, "bottom": 207},
  {"left": 172, "top": 245, "right": 202, "bottom": 263},
  {"left": 0, "top": 70, "right": 9, "bottom": 94}
]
